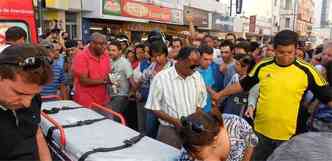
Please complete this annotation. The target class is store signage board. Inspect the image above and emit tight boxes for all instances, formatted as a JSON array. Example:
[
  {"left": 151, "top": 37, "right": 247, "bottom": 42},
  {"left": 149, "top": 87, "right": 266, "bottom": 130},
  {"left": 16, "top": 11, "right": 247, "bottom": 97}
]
[{"left": 122, "top": 0, "right": 172, "bottom": 23}]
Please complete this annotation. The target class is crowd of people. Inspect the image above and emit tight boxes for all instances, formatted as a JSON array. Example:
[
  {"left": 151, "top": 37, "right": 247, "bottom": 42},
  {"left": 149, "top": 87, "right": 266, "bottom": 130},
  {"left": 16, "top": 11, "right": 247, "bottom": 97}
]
[{"left": 1, "top": 16, "right": 332, "bottom": 161}]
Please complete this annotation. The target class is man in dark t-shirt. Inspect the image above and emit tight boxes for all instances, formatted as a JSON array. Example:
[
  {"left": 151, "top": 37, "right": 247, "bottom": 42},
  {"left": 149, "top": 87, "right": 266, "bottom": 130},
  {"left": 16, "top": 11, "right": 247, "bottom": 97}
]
[{"left": 0, "top": 45, "right": 53, "bottom": 160}]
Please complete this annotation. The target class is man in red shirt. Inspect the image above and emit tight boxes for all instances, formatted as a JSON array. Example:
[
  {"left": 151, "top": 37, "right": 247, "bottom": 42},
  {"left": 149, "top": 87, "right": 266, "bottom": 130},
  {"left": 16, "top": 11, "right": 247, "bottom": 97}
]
[{"left": 72, "top": 33, "right": 110, "bottom": 106}]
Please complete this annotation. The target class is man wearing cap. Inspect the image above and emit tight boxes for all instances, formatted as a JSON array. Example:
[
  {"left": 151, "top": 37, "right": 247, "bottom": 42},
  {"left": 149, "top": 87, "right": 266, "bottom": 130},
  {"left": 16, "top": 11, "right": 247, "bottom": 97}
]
[
  {"left": 40, "top": 40, "right": 69, "bottom": 99},
  {"left": 0, "top": 45, "right": 53, "bottom": 160}
]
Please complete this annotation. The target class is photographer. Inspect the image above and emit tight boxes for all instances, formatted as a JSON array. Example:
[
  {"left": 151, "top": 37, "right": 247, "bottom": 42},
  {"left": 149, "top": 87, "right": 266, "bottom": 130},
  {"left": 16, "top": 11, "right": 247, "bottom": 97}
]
[{"left": 0, "top": 45, "right": 53, "bottom": 160}]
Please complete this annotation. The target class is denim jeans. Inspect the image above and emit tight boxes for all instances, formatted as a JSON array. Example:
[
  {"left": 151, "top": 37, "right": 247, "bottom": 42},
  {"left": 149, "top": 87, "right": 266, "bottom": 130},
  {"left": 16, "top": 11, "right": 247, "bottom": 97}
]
[
  {"left": 145, "top": 110, "right": 159, "bottom": 138},
  {"left": 252, "top": 132, "right": 285, "bottom": 161}
]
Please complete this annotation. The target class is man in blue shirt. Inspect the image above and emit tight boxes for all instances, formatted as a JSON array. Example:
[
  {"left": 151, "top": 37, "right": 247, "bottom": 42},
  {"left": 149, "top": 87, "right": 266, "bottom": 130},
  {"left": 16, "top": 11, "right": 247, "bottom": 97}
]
[
  {"left": 198, "top": 45, "right": 216, "bottom": 112},
  {"left": 40, "top": 41, "right": 68, "bottom": 99}
]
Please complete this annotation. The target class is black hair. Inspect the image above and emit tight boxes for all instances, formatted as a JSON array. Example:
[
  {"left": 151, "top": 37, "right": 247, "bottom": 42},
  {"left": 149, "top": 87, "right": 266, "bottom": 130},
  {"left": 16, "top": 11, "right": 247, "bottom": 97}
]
[
  {"left": 109, "top": 41, "right": 122, "bottom": 50},
  {"left": 148, "top": 29, "right": 166, "bottom": 45},
  {"left": 177, "top": 47, "right": 200, "bottom": 61},
  {"left": 315, "top": 45, "right": 323, "bottom": 55},
  {"left": 135, "top": 43, "right": 146, "bottom": 51},
  {"left": 149, "top": 41, "right": 168, "bottom": 57},
  {"left": 203, "top": 35, "right": 215, "bottom": 41},
  {"left": 235, "top": 54, "right": 256, "bottom": 73},
  {"left": 0, "top": 45, "right": 52, "bottom": 85},
  {"left": 5, "top": 26, "right": 27, "bottom": 42},
  {"left": 172, "top": 38, "right": 183, "bottom": 46},
  {"left": 65, "top": 40, "right": 78, "bottom": 48},
  {"left": 235, "top": 41, "right": 251, "bottom": 53},
  {"left": 179, "top": 109, "right": 223, "bottom": 158},
  {"left": 225, "top": 33, "right": 237, "bottom": 40},
  {"left": 198, "top": 45, "right": 213, "bottom": 55},
  {"left": 249, "top": 41, "right": 261, "bottom": 52},
  {"left": 273, "top": 30, "right": 299, "bottom": 48},
  {"left": 61, "top": 32, "right": 68, "bottom": 37},
  {"left": 237, "top": 37, "right": 246, "bottom": 41},
  {"left": 219, "top": 40, "right": 234, "bottom": 51}
]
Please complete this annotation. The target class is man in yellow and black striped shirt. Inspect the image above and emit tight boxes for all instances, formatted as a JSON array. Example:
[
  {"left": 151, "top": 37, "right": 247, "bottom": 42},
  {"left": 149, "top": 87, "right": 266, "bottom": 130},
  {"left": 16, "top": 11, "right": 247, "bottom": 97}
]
[{"left": 213, "top": 30, "right": 332, "bottom": 161}]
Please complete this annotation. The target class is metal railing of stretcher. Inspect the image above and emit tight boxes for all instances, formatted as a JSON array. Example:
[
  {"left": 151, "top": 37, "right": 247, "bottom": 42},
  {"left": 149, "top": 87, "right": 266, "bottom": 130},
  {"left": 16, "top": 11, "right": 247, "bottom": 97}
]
[{"left": 40, "top": 95, "right": 126, "bottom": 160}]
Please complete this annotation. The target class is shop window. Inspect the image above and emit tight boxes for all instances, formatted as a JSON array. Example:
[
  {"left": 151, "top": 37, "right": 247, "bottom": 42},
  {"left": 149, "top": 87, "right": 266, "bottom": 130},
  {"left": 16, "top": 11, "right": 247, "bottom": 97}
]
[
  {"left": 285, "top": 17, "right": 291, "bottom": 28},
  {"left": 66, "top": 12, "right": 78, "bottom": 40}
]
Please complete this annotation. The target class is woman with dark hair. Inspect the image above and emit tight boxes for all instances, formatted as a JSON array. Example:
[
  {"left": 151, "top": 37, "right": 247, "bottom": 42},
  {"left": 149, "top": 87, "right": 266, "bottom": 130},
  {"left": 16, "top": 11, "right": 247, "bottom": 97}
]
[{"left": 178, "top": 107, "right": 258, "bottom": 161}]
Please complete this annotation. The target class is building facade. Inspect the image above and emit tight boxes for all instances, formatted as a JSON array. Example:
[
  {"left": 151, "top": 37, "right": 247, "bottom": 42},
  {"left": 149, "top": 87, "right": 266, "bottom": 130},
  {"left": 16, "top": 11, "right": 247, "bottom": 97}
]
[
  {"left": 278, "top": 0, "right": 315, "bottom": 38},
  {"left": 35, "top": 0, "right": 83, "bottom": 40}
]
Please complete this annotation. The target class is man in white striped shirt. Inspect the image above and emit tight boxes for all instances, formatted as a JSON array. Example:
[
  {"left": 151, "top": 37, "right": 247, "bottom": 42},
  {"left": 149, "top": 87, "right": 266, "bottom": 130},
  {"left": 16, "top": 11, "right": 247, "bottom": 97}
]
[{"left": 145, "top": 47, "right": 207, "bottom": 148}]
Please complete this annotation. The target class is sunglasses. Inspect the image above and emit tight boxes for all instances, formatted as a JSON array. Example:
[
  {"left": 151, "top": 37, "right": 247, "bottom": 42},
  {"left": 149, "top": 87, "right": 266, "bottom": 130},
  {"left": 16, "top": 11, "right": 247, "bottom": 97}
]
[
  {"left": 0, "top": 56, "right": 50, "bottom": 70},
  {"left": 180, "top": 112, "right": 219, "bottom": 134},
  {"left": 181, "top": 117, "right": 208, "bottom": 133}
]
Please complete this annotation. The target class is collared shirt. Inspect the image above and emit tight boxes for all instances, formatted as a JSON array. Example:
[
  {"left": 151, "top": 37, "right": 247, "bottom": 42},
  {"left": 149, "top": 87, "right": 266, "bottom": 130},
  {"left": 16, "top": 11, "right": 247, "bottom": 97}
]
[
  {"left": 145, "top": 66, "right": 207, "bottom": 126},
  {"left": 72, "top": 47, "right": 110, "bottom": 106},
  {"left": 240, "top": 58, "right": 331, "bottom": 140},
  {"left": 139, "top": 61, "right": 173, "bottom": 101},
  {"left": 0, "top": 95, "right": 41, "bottom": 160},
  {"left": 0, "top": 105, "right": 7, "bottom": 111}
]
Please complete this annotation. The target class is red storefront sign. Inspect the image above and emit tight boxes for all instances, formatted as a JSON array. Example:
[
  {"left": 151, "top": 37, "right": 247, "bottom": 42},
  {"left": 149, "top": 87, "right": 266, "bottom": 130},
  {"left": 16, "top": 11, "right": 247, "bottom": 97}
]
[
  {"left": 0, "top": 0, "right": 34, "bottom": 17},
  {"left": 121, "top": 0, "right": 172, "bottom": 23}
]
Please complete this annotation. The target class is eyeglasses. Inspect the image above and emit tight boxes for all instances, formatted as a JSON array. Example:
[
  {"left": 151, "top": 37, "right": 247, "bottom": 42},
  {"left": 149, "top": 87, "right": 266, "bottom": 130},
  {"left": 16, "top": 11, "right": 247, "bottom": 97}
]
[{"left": 0, "top": 56, "right": 50, "bottom": 70}]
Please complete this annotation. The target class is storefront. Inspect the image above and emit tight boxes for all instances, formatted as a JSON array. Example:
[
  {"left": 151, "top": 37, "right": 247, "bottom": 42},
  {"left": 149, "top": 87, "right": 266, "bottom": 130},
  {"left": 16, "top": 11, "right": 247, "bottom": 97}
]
[
  {"left": 83, "top": 0, "right": 186, "bottom": 43},
  {"left": 42, "top": 0, "right": 82, "bottom": 40},
  {"left": 212, "top": 13, "right": 234, "bottom": 33}
]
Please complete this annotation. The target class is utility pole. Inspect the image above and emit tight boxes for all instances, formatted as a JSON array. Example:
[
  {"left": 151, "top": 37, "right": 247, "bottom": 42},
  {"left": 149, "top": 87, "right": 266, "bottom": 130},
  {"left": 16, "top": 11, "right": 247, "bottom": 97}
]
[
  {"left": 292, "top": 0, "right": 297, "bottom": 32},
  {"left": 37, "top": 0, "right": 43, "bottom": 38},
  {"left": 230, "top": 0, "right": 233, "bottom": 16}
]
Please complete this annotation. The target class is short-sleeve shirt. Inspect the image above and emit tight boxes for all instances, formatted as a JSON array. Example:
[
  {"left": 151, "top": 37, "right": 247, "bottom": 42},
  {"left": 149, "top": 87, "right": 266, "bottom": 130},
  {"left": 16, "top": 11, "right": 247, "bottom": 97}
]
[
  {"left": 109, "top": 56, "right": 133, "bottom": 96},
  {"left": 139, "top": 61, "right": 173, "bottom": 101},
  {"left": 0, "top": 96, "right": 42, "bottom": 160},
  {"left": 223, "top": 63, "right": 237, "bottom": 87},
  {"left": 198, "top": 66, "right": 215, "bottom": 112},
  {"left": 72, "top": 47, "right": 110, "bottom": 106},
  {"left": 240, "top": 57, "right": 331, "bottom": 140},
  {"left": 210, "top": 62, "right": 225, "bottom": 91},
  {"left": 41, "top": 57, "right": 65, "bottom": 96},
  {"left": 145, "top": 66, "right": 207, "bottom": 126},
  {"left": 178, "top": 114, "right": 258, "bottom": 161}
]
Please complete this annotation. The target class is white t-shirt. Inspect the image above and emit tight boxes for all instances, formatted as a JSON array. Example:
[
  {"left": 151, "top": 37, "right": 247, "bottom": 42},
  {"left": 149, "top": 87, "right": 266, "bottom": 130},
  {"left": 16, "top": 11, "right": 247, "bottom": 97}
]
[
  {"left": 0, "top": 44, "right": 10, "bottom": 53},
  {"left": 213, "top": 48, "right": 223, "bottom": 64}
]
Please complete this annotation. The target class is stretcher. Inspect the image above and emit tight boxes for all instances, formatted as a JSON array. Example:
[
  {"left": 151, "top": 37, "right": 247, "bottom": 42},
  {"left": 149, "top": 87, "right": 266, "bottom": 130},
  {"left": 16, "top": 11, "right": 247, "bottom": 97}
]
[{"left": 40, "top": 98, "right": 180, "bottom": 161}]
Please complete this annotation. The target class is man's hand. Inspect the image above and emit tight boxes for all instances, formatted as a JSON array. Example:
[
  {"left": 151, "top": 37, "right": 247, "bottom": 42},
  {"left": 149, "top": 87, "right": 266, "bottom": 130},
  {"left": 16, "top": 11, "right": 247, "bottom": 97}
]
[
  {"left": 328, "top": 101, "right": 332, "bottom": 109},
  {"left": 245, "top": 105, "right": 255, "bottom": 119},
  {"left": 212, "top": 92, "right": 222, "bottom": 102},
  {"left": 219, "top": 63, "right": 228, "bottom": 73},
  {"left": 173, "top": 119, "right": 182, "bottom": 129}
]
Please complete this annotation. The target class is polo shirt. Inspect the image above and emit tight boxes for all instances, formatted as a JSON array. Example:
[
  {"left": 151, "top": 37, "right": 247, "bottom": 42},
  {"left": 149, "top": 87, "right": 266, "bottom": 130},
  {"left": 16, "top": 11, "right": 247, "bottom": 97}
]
[
  {"left": 0, "top": 95, "right": 41, "bottom": 160},
  {"left": 72, "top": 47, "right": 110, "bottom": 106},
  {"left": 240, "top": 57, "right": 332, "bottom": 140},
  {"left": 145, "top": 66, "right": 207, "bottom": 126}
]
